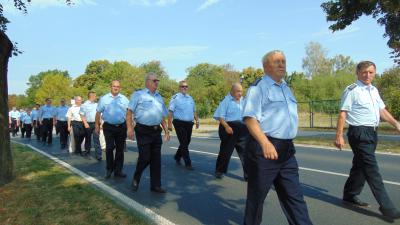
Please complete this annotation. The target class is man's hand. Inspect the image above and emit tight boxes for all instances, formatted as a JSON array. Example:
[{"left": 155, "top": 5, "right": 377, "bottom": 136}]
[
  {"left": 68, "top": 126, "right": 72, "bottom": 132},
  {"left": 164, "top": 131, "right": 170, "bottom": 142},
  {"left": 94, "top": 125, "right": 100, "bottom": 135},
  {"left": 127, "top": 128, "right": 135, "bottom": 140},
  {"left": 334, "top": 135, "right": 345, "bottom": 150},
  {"left": 195, "top": 121, "right": 200, "bottom": 129},
  {"left": 225, "top": 126, "right": 233, "bottom": 135},
  {"left": 261, "top": 141, "right": 278, "bottom": 160},
  {"left": 84, "top": 123, "right": 89, "bottom": 129}
]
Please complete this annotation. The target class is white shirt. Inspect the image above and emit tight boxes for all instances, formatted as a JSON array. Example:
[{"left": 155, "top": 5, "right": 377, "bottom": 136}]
[{"left": 66, "top": 105, "right": 82, "bottom": 122}]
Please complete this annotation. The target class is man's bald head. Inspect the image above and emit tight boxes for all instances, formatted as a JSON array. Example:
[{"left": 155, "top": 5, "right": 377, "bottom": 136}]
[{"left": 230, "top": 83, "right": 243, "bottom": 101}]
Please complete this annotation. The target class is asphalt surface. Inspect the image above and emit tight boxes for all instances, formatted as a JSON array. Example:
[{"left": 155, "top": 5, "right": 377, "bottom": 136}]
[{"left": 13, "top": 135, "right": 400, "bottom": 225}]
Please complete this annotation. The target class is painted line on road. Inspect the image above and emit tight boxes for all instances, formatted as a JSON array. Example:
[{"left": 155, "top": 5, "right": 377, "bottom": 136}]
[
  {"left": 11, "top": 141, "right": 175, "bottom": 225},
  {"left": 170, "top": 146, "right": 400, "bottom": 187},
  {"left": 189, "top": 136, "right": 400, "bottom": 156}
]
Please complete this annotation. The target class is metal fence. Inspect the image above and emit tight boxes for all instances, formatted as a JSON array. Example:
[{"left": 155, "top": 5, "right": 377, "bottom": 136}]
[{"left": 298, "top": 100, "right": 341, "bottom": 128}]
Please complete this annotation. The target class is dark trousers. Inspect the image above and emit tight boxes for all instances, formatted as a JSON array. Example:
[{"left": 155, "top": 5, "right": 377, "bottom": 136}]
[
  {"left": 24, "top": 124, "right": 32, "bottom": 138},
  {"left": 21, "top": 124, "right": 26, "bottom": 138},
  {"left": 173, "top": 119, "right": 194, "bottom": 166},
  {"left": 33, "top": 120, "right": 41, "bottom": 140},
  {"left": 244, "top": 136, "right": 313, "bottom": 225},
  {"left": 41, "top": 119, "right": 53, "bottom": 143},
  {"left": 11, "top": 119, "right": 17, "bottom": 137},
  {"left": 133, "top": 123, "right": 162, "bottom": 188},
  {"left": 103, "top": 122, "right": 126, "bottom": 173},
  {"left": 344, "top": 126, "right": 395, "bottom": 210},
  {"left": 72, "top": 121, "right": 85, "bottom": 153},
  {"left": 57, "top": 121, "right": 68, "bottom": 147},
  {"left": 216, "top": 122, "right": 248, "bottom": 176}
]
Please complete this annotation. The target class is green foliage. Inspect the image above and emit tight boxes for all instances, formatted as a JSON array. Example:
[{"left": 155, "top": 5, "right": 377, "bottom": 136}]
[
  {"left": 240, "top": 67, "right": 264, "bottom": 90},
  {"left": 376, "top": 67, "right": 400, "bottom": 119},
  {"left": 34, "top": 74, "right": 79, "bottom": 104},
  {"left": 140, "top": 60, "right": 169, "bottom": 79},
  {"left": 321, "top": 0, "right": 400, "bottom": 64}
]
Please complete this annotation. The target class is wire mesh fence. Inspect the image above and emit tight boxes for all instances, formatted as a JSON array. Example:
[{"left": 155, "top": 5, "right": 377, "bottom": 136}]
[{"left": 298, "top": 100, "right": 341, "bottom": 128}]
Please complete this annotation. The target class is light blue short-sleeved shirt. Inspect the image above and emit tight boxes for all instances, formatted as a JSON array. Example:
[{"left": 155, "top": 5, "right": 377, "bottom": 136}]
[
  {"left": 97, "top": 93, "right": 129, "bottom": 125},
  {"left": 56, "top": 105, "right": 69, "bottom": 121},
  {"left": 31, "top": 109, "right": 39, "bottom": 120},
  {"left": 9, "top": 110, "right": 21, "bottom": 120},
  {"left": 169, "top": 93, "right": 196, "bottom": 122},
  {"left": 340, "top": 80, "right": 385, "bottom": 127},
  {"left": 80, "top": 100, "right": 98, "bottom": 123},
  {"left": 213, "top": 94, "right": 245, "bottom": 122},
  {"left": 20, "top": 111, "right": 27, "bottom": 122},
  {"left": 128, "top": 88, "right": 168, "bottom": 126},
  {"left": 242, "top": 75, "right": 298, "bottom": 139},
  {"left": 39, "top": 105, "right": 56, "bottom": 120},
  {"left": 23, "top": 114, "right": 33, "bottom": 124}
]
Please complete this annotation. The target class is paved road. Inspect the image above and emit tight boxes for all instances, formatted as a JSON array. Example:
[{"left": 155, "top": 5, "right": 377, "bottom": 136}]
[{"left": 13, "top": 136, "right": 400, "bottom": 225}]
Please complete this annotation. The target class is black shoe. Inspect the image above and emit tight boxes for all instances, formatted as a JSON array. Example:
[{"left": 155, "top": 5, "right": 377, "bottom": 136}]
[
  {"left": 215, "top": 171, "right": 224, "bottom": 179},
  {"left": 174, "top": 157, "right": 181, "bottom": 165},
  {"left": 244, "top": 174, "right": 248, "bottom": 182},
  {"left": 379, "top": 207, "right": 400, "bottom": 220},
  {"left": 114, "top": 172, "right": 127, "bottom": 178},
  {"left": 131, "top": 179, "right": 139, "bottom": 192},
  {"left": 105, "top": 170, "right": 112, "bottom": 179},
  {"left": 342, "top": 197, "right": 369, "bottom": 207},
  {"left": 151, "top": 187, "right": 166, "bottom": 193},
  {"left": 96, "top": 157, "right": 102, "bottom": 161},
  {"left": 185, "top": 165, "right": 194, "bottom": 171}
]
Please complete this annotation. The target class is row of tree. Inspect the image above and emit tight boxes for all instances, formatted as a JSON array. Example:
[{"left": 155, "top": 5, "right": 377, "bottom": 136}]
[{"left": 8, "top": 42, "right": 400, "bottom": 119}]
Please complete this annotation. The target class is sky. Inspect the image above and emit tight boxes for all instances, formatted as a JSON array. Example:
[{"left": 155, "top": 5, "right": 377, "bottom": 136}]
[{"left": 3, "top": 0, "right": 396, "bottom": 95}]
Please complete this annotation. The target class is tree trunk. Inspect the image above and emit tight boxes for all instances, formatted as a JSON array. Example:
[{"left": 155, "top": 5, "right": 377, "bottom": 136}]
[{"left": 0, "top": 31, "right": 13, "bottom": 185}]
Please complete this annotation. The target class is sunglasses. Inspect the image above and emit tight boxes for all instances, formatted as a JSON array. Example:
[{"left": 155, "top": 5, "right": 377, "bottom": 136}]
[
  {"left": 148, "top": 79, "right": 160, "bottom": 83},
  {"left": 180, "top": 85, "right": 188, "bottom": 88}
]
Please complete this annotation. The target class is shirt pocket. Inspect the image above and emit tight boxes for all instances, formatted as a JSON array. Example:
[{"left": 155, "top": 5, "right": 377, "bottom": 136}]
[{"left": 140, "top": 100, "right": 153, "bottom": 109}]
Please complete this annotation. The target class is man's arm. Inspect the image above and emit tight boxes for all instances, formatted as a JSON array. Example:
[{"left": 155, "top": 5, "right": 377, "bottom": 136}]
[
  {"left": 219, "top": 118, "right": 233, "bottom": 135},
  {"left": 380, "top": 108, "right": 400, "bottom": 132},
  {"left": 334, "top": 111, "right": 347, "bottom": 150},
  {"left": 194, "top": 112, "right": 200, "bottom": 129},
  {"left": 161, "top": 118, "right": 170, "bottom": 141},
  {"left": 126, "top": 109, "right": 135, "bottom": 140},
  {"left": 244, "top": 117, "right": 278, "bottom": 160},
  {"left": 95, "top": 112, "right": 101, "bottom": 135},
  {"left": 167, "top": 111, "right": 173, "bottom": 131}
]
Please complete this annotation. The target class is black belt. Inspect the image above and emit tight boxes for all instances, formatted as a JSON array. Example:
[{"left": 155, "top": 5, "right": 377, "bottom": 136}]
[
  {"left": 173, "top": 119, "right": 194, "bottom": 124},
  {"left": 104, "top": 122, "right": 126, "bottom": 127},
  {"left": 136, "top": 123, "right": 160, "bottom": 131},
  {"left": 349, "top": 125, "right": 377, "bottom": 131},
  {"left": 267, "top": 136, "right": 293, "bottom": 142},
  {"left": 71, "top": 121, "right": 83, "bottom": 124},
  {"left": 227, "top": 121, "right": 244, "bottom": 126},
  {"left": 43, "top": 118, "right": 52, "bottom": 120}
]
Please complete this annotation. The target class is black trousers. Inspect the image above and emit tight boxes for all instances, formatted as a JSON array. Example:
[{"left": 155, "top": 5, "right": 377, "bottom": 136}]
[
  {"left": 103, "top": 122, "right": 126, "bottom": 173},
  {"left": 57, "top": 121, "right": 68, "bottom": 147},
  {"left": 21, "top": 123, "right": 26, "bottom": 138},
  {"left": 84, "top": 122, "right": 95, "bottom": 153},
  {"left": 344, "top": 125, "right": 395, "bottom": 210},
  {"left": 41, "top": 118, "right": 53, "bottom": 143},
  {"left": 133, "top": 123, "right": 162, "bottom": 188},
  {"left": 24, "top": 124, "right": 32, "bottom": 138},
  {"left": 71, "top": 121, "right": 85, "bottom": 153},
  {"left": 244, "top": 136, "right": 313, "bottom": 225},
  {"left": 33, "top": 120, "right": 41, "bottom": 140},
  {"left": 10, "top": 119, "right": 18, "bottom": 136},
  {"left": 216, "top": 121, "right": 248, "bottom": 176},
  {"left": 173, "top": 119, "right": 194, "bottom": 166}
]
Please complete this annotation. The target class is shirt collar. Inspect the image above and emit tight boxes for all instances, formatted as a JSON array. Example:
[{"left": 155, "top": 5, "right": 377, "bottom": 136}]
[
  {"left": 228, "top": 94, "right": 242, "bottom": 102},
  {"left": 108, "top": 92, "right": 121, "bottom": 98},
  {"left": 356, "top": 80, "right": 374, "bottom": 90},
  {"left": 264, "top": 74, "right": 287, "bottom": 87},
  {"left": 145, "top": 88, "right": 160, "bottom": 96}
]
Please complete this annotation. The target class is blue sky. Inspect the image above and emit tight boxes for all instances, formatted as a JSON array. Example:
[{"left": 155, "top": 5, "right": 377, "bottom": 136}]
[{"left": 4, "top": 0, "right": 395, "bottom": 94}]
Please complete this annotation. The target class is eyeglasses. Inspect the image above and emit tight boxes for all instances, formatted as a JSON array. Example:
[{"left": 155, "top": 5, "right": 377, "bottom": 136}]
[
  {"left": 180, "top": 85, "right": 188, "bottom": 88},
  {"left": 148, "top": 79, "right": 160, "bottom": 83}
]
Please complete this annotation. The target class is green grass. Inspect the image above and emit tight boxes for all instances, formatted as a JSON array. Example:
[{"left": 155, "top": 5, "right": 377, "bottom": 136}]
[
  {"left": 0, "top": 143, "right": 151, "bottom": 225},
  {"left": 294, "top": 136, "right": 400, "bottom": 153}
]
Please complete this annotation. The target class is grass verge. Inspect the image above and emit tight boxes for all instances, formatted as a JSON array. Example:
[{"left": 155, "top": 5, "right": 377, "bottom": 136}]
[
  {"left": 0, "top": 143, "right": 150, "bottom": 225},
  {"left": 294, "top": 136, "right": 400, "bottom": 154}
]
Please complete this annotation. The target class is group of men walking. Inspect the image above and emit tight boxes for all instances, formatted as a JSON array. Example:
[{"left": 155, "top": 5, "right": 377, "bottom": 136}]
[{"left": 9, "top": 50, "right": 400, "bottom": 224}]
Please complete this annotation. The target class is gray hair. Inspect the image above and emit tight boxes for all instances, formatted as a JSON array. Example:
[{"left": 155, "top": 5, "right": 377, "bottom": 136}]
[
  {"left": 145, "top": 72, "right": 158, "bottom": 85},
  {"left": 262, "top": 50, "right": 285, "bottom": 65}
]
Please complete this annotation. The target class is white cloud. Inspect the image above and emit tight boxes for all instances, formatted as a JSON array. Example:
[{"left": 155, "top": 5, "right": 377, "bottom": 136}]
[
  {"left": 197, "top": 0, "right": 220, "bottom": 11},
  {"left": 312, "top": 26, "right": 360, "bottom": 39},
  {"left": 105, "top": 45, "right": 209, "bottom": 63},
  {"left": 129, "top": 0, "right": 177, "bottom": 7}
]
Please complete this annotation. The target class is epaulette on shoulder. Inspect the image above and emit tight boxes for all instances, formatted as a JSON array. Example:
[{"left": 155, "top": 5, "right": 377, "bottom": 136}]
[
  {"left": 346, "top": 83, "right": 357, "bottom": 91},
  {"left": 250, "top": 78, "right": 262, "bottom": 86},
  {"left": 172, "top": 94, "right": 178, "bottom": 99}
]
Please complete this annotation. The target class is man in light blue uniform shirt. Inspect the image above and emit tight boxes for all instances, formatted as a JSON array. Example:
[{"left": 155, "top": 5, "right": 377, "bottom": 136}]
[
  {"left": 19, "top": 108, "right": 27, "bottom": 138},
  {"left": 335, "top": 61, "right": 400, "bottom": 220},
  {"left": 39, "top": 98, "right": 56, "bottom": 145},
  {"left": 213, "top": 83, "right": 248, "bottom": 180},
  {"left": 8, "top": 107, "right": 20, "bottom": 137},
  {"left": 81, "top": 91, "right": 102, "bottom": 160},
  {"left": 242, "top": 50, "right": 313, "bottom": 225},
  {"left": 31, "top": 105, "right": 40, "bottom": 140},
  {"left": 55, "top": 99, "right": 69, "bottom": 149},
  {"left": 21, "top": 109, "right": 33, "bottom": 139},
  {"left": 127, "top": 72, "right": 170, "bottom": 193},
  {"left": 95, "top": 80, "right": 129, "bottom": 179},
  {"left": 167, "top": 80, "right": 199, "bottom": 170}
]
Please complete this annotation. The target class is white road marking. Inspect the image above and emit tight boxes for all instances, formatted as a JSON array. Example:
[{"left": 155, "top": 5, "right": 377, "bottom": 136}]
[{"left": 170, "top": 146, "right": 400, "bottom": 186}]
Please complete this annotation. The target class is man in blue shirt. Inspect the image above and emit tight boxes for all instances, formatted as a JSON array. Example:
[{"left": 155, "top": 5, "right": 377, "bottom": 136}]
[
  {"left": 55, "top": 98, "right": 69, "bottom": 149},
  {"left": 8, "top": 107, "right": 20, "bottom": 137},
  {"left": 19, "top": 108, "right": 27, "bottom": 138},
  {"left": 95, "top": 81, "right": 129, "bottom": 179},
  {"left": 213, "top": 83, "right": 248, "bottom": 180},
  {"left": 39, "top": 98, "right": 56, "bottom": 145},
  {"left": 335, "top": 61, "right": 400, "bottom": 220},
  {"left": 31, "top": 104, "right": 41, "bottom": 140},
  {"left": 168, "top": 80, "right": 199, "bottom": 170},
  {"left": 127, "top": 72, "right": 170, "bottom": 193},
  {"left": 242, "top": 50, "right": 313, "bottom": 225},
  {"left": 21, "top": 108, "right": 33, "bottom": 139},
  {"left": 81, "top": 91, "right": 102, "bottom": 160}
]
